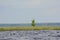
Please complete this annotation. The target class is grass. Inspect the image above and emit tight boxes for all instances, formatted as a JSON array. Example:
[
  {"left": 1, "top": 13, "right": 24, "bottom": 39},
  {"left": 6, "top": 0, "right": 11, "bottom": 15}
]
[{"left": 0, "top": 26, "right": 60, "bottom": 31}]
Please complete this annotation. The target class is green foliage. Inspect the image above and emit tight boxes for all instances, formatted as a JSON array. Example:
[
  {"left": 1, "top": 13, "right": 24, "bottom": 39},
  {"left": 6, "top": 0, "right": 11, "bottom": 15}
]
[
  {"left": 0, "top": 26, "right": 60, "bottom": 31},
  {"left": 31, "top": 20, "right": 35, "bottom": 27}
]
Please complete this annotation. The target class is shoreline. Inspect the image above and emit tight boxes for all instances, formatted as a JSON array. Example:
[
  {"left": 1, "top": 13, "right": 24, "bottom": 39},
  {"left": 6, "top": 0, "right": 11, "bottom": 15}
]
[{"left": 0, "top": 26, "right": 60, "bottom": 31}]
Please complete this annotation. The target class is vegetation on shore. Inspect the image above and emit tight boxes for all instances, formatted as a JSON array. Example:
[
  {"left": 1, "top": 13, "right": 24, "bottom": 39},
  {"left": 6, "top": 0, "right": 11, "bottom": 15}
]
[
  {"left": 0, "top": 20, "right": 60, "bottom": 31},
  {"left": 31, "top": 19, "right": 35, "bottom": 27},
  {"left": 0, "top": 26, "right": 60, "bottom": 31}
]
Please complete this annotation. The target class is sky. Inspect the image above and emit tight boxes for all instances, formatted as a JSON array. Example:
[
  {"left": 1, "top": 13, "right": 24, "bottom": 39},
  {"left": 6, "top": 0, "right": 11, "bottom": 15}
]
[{"left": 0, "top": 0, "right": 60, "bottom": 23}]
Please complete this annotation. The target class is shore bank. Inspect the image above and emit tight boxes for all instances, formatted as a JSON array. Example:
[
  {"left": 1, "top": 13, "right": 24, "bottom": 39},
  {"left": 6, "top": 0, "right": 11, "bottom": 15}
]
[{"left": 0, "top": 26, "right": 60, "bottom": 31}]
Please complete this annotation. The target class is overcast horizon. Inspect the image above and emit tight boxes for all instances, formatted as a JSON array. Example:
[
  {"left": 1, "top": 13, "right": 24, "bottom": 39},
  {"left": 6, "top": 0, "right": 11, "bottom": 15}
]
[{"left": 0, "top": 0, "right": 60, "bottom": 23}]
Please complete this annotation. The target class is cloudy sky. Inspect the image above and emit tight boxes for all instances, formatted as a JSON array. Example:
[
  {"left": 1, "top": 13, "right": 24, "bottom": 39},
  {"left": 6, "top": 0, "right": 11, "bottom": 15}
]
[{"left": 0, "top": 0, "right": 60, "bottom": 23}]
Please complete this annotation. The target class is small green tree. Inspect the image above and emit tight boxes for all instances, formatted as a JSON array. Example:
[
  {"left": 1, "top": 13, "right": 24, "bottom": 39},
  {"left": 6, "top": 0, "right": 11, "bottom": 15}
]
[{"left": 31, "top": 19, "right": 35, "bottom": 27}]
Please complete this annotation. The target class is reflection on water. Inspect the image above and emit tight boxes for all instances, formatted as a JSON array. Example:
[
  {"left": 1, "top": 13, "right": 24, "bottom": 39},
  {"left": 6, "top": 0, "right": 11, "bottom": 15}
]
[{"left": 0, "top": 30, "right": 60, "bottom": 40}]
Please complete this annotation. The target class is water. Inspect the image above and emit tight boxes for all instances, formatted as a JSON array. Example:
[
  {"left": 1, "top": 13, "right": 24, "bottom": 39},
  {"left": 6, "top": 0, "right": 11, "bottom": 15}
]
[
  {"left": 0, "top": 30, "right": 60, "bottom": 40},
  {"left": 0, "top": 23, "right": 60, "bottom": 27}
]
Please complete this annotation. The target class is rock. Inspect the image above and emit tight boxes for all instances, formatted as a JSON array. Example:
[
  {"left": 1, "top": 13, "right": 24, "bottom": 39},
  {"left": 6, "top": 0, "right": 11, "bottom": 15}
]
[
  {"left": 57, "top": 32, "right": 59, "bottom": 33},
  {"left": 57, "top": 35, "right": 60, "bottom": 37}
]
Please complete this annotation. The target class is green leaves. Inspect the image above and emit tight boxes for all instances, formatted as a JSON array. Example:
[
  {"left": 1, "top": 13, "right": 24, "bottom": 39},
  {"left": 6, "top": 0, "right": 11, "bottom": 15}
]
[{"left": 31, "top": 20, "right": 35, "bottom": 27}]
